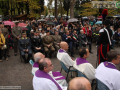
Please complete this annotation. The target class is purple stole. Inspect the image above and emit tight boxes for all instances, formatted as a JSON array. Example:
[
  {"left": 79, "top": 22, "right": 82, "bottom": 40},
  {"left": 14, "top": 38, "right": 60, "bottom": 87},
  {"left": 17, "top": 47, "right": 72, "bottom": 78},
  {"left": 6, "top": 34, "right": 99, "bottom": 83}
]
[
  {"left": 35, "top": 70, "right": 62, "bottom": 90},
  {"left": 33, "top": 62, "right": 39, "bottom": 67},
  {"left": 33, "top": 62, "right": 65, "bottom": 80},
  {"left": 104, "top": 61, "right": 117, "bottom": 70},
  {"left": 52, "top": 72, "right": 65, "bottom": 80},
  {"left": 59, "top": 48, "right": 66, "bottom": 53},
  {"left": 76, "top": 57, "right": 89, "bottom": 65}
]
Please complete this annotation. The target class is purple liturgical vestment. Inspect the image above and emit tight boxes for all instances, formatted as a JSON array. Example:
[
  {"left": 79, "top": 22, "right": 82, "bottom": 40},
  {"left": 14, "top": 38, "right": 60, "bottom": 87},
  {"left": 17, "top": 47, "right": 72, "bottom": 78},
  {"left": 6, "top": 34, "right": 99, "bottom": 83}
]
[
  {"left": 33, "top": 62, "right": 39, "bottom": 67},
  {"left": 76, "top": 58, "right": 89, "bottom": 65},
  {"left": 59, "top": 49, "right": 66, "bottom": 53},
  {"left": 35, "top": 70, "right": 62, "bottom": 90},
  {"left": 33, "top": 62, "right": 65, "bottom": 80},
  {"left": 104, "top": 61, "right": 117, "bottom": 70}
]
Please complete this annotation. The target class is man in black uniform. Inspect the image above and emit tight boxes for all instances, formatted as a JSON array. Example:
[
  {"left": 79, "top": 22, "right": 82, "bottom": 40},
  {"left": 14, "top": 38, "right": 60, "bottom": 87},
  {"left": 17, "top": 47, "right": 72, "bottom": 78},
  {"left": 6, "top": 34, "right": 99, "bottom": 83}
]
[
  {"left": 31, "top": 31, "right": 43, "bottom": 53},
  {"left": 97, "top": 19, "right": 113, "bottom": 64},
  {"left": 18, "top": 33, "right": 32, "bottom": 63}
]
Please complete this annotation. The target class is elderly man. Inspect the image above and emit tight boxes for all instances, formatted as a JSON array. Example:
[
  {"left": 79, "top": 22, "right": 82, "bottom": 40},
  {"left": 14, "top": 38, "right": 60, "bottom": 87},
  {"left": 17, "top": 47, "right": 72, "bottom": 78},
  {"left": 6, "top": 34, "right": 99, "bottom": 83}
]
[
  {"left": 53, "top": 31, "right": 62, "bottom": 51},
  {"left": 18, "top": 33, "right": 32, "bottom": 63},
  {"left": 78, "top": 30, "right": 93, "bottom": 53},
  {"left": 42, "top": 30, "right": 55, "bottom": 57},
  {"left": 73, "top": 47, "right": 95, "bottom": 82},
  {"left": 32, "top": 52, "right": 67, "bottom": 86},
  {"left": 57, "top": 42, "right": 75, "bottom": 69},
  {"left": 12, "top": 21, "right": 22, "bottom": 56},
  {"left": 95, "top": 50, "right": 120, "bottom": 90},
  {"left": 68, "top": 77, "right": 91, "bottom": 90},
  {"left": 62, "top": 31, "right": 74, "bottom": 57},
  {"left": 32, "top": 52, "right": 45, "bottom": 74},
  {"left": 33, "top": 58, "right": 67, "bottom": 90}
]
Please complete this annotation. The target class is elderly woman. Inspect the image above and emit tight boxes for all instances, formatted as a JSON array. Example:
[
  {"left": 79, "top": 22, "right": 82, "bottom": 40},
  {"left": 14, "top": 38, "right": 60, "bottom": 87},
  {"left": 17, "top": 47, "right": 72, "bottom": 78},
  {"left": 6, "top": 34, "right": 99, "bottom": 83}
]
[{"left": 0, "top": 29, "right": 7, "bottom": 61}]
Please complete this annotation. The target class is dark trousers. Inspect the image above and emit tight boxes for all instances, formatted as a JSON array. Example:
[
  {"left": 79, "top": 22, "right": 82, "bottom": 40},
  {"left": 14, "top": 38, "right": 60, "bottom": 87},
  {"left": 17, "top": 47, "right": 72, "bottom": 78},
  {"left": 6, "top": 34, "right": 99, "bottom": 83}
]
[
  {"left": 0, "top": 49, "right": 7, "bottom": 59},
  {"left": 82, "top": 42, "right": 92, "bottom": 52},
  {"left": 68, "top": 42, "right": 74, "bottom": 56},
  {"left": 6, "top": 39, "right": 9, "bottom": 55},
  {"left": 33, "top": 48, "right": 43, "bottom": 54},
  {"left": 98, "top": 45, "right": 110, "bottom": 64},
  {"left": 21, "top": 50, "right": 32, "bottom": 63},
  {"left": 14, "top": 40, "right": 18, "bottom": 54}
]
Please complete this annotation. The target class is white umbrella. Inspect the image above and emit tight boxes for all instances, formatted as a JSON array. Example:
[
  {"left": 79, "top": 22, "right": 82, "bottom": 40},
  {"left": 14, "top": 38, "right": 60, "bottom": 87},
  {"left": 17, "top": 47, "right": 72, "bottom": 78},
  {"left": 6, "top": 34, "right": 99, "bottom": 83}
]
[
  {"left": 67, "top": 18, "right": 78, "bottom": 23},
  {"left": 37, "top": 19, "right": 46, "bottom": 22}
]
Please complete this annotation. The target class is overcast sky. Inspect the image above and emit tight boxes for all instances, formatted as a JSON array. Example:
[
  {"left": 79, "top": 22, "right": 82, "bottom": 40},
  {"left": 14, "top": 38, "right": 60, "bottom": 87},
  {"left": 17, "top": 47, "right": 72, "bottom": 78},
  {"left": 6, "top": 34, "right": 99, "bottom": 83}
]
[{"left": 45, "top": 0, "right": 48, "bottom": 6}]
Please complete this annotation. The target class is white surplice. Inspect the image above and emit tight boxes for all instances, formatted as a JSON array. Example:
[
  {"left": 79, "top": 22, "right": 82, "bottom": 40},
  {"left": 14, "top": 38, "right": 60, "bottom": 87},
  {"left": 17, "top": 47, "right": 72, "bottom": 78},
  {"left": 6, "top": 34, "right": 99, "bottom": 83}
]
[
  {"left": 95, "top": 62, "right": 120, "bottom": 90},
  {"left": 32, "top": 67, "right": 67, "bottom": 86},
  {"left": 57, "top": 49, "right": 75, "bottom": 69},
  {"left": 33, "top": 74, "right": 67, "bottom": 90},
  {"left": 73, "top": 59, "right": 95, "bottom": 82}
]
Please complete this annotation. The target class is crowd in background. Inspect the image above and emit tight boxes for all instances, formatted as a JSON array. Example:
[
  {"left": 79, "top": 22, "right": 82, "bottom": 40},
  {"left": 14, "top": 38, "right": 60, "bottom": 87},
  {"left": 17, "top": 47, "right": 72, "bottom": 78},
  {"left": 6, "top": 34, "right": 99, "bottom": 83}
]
[{"left": 0, "top": 16, "right": 120, "bottom": 61}]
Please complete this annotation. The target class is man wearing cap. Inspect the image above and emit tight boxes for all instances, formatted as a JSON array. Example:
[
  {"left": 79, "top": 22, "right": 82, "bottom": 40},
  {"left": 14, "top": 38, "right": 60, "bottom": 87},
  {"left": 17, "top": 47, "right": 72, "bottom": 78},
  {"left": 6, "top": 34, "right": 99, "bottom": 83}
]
[
  {"left": 0, "top": 22, "right": 9, "bottom": 57},
  {"left": 12, "top": 21, "right": 22, "bottom": 56},
  {"left": 42, "top": 30, "right": 55, "bottom": 57},
  {"left": 53, "top": 31, "right": 62, "bottom": 51},
  {"left": 97, "top": 19, "right": 113, "bottom": 64},
  {"left": 18, "top": 33, "right": 32, "bottom": 63},
  {"left": 31, "top": 31, "right": 43, "bottom": 53}
]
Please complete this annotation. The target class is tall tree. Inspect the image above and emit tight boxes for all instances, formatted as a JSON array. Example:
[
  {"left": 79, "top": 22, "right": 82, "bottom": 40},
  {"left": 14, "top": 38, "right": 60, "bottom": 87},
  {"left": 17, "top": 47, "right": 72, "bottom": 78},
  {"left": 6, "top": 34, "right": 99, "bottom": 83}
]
[
  {"left": 63, "top": 0, "right": 70, "bottom": 16},
  {"left": 55, "top": 0, "right": 57, "bottom": 18},
  {"left": 70, "top": 0, "right": 76, "bottom": 18}
]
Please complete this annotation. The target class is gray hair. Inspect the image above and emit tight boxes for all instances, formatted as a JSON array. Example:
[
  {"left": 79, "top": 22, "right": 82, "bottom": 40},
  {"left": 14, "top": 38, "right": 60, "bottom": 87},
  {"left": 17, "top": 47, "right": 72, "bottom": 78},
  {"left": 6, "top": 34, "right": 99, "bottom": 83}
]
[
  {"left": 34, "top": 56, "right": 41, "bottom": 62},
  {"left": 39, "top": 58, "right": 49, "bottom": 71}
]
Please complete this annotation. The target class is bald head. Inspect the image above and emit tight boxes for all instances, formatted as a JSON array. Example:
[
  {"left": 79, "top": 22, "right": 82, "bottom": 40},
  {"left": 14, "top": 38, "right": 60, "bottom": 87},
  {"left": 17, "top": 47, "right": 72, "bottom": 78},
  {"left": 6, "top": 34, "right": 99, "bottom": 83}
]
[
  {"left": 60, "top": 42, "right": 68, "bottom": 50},
  {"left": 68, "top": 77, "right": 91, "bottom": 90},
  {"left": 34, "top": 52, "right": 45, "bottom": 62}
]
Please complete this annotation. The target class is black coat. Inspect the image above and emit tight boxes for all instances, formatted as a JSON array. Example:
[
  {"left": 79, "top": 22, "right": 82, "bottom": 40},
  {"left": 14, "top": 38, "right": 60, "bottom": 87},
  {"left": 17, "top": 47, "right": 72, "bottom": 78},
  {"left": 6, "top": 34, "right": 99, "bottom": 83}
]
[{"left": 97, "top": 27, "right": 113, "bottom": 45}]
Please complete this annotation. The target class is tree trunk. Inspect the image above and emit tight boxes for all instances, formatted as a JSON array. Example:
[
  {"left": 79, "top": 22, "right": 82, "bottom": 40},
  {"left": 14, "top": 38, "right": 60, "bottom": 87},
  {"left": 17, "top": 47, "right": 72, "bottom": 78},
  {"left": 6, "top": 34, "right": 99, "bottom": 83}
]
[
  {"left": 60, "top": 0, "right": 62, "bottom": 17},
  {"left": 70, "top": 0, "right": 76, "bottom": 18},
  {"left": 55, "top": 0, "right": 57, "bottom": 18},
  {"left": 67, "top": 10, "right": 68, "bottom": 16}
]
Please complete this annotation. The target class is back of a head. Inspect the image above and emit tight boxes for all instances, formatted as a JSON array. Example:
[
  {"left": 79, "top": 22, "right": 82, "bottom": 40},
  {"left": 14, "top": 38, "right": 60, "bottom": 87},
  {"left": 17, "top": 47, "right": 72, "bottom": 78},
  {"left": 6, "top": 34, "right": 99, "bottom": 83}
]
[
  {"left": 39, "top": 58, "right": 49, "bottom": 71},
  {"left": 106, "top": 50, "right": 120, "bottom": 62},
  {"left": 68, "top": 77, "right": 91, "bottom": 90},
  {"left": 34, "top": 52, "right": 44, "bottom": 62},
  {"left": 79, "top": 47, "right": 87, "bottom": 58}
]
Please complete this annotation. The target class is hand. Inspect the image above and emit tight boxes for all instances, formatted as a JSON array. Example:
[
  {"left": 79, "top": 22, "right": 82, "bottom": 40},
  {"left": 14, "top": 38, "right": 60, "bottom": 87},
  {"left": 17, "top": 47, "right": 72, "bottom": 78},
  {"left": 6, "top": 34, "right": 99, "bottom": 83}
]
[
  {"left": 26, "top": 49, "right": 28, "bottom": 52},
  {"left": 17, "top": 36, "right": 19, "bottom": 39},
  {"left": 85, "top": 42, "right": 87, "bottom": 45},
  {"left": 23, "top": 49, "right": 25, "bottom": 51},
  {"left": 3, "top": 43, "right": 5, "bottom": 45},
  {"left": 47, "top": 45, "right": 50, "bottom": 48},
  {"left": 57, "top": 43, "right": 60, "bottom": 45}
]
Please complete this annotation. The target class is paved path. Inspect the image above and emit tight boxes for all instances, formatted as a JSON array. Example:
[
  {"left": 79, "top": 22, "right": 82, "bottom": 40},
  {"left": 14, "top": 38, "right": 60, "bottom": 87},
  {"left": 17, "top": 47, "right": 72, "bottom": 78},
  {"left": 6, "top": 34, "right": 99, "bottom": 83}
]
[{"left": 0, "top": 43, "right": 120, "bottom": 90}]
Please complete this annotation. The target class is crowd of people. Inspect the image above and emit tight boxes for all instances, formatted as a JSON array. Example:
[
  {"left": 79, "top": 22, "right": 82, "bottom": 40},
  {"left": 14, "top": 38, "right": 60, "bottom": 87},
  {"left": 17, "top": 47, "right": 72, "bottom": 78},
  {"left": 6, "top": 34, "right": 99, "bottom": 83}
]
[{"left": 0, "top": 17, "right": 120, "bottom": 90}]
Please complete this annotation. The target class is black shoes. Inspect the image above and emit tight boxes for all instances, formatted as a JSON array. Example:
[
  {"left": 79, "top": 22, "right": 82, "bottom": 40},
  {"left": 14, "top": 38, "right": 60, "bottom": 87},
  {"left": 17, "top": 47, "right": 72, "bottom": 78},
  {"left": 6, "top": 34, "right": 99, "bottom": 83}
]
[{"left": 89, "top": 52, "right": 93, "bottom": 54}]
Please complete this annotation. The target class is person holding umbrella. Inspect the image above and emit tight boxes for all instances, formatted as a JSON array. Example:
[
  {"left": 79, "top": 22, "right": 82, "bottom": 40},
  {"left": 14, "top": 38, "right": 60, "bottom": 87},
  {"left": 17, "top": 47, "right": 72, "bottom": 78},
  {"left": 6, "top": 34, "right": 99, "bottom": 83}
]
[{"left": 12, "top": 21, "right": 22, "bottom": 56}]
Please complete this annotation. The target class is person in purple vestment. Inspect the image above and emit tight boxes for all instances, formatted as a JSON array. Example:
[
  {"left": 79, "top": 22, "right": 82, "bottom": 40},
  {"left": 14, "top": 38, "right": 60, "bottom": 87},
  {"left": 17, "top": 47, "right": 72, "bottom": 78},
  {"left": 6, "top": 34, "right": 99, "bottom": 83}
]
[
  {"left": 68, "top": 77, "right": 91, "bottom": 90},
  {"left": 95, "top": 50, "right": 120, "bottom": 90},
  {"left": 73, "top": 47, "right": 95, "bottom": 82},
  {"left": 33, "top": 58, "right": 67, "bottom": 90}
]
